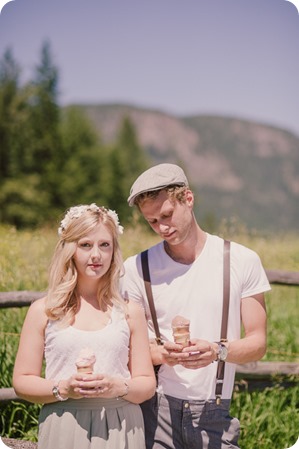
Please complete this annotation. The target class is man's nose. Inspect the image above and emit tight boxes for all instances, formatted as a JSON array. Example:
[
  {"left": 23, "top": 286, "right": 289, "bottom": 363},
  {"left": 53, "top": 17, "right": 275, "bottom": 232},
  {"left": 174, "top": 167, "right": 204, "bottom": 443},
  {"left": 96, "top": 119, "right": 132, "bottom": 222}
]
[{"left": 159, "top": 223, "right": 169, "bottom": 233}]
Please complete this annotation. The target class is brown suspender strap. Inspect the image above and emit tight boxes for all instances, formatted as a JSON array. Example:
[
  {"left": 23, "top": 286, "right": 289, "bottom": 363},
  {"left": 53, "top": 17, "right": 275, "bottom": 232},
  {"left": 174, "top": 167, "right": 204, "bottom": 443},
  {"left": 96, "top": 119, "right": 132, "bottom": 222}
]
[
  {"left": 215, "top": 239, "right": 231, "bottom": 404},
  {"left": 221, "top": 239, "right": 231, "bottom": 339},
  {"left": 141, "top": 250, "right": 163, "bottom": 345}
]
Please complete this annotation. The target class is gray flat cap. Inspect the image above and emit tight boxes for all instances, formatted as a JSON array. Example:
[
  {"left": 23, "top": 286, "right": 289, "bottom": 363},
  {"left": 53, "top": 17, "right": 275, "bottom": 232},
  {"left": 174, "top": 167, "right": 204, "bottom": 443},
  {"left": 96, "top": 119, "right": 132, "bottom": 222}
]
[{"left": 128, "top": 163, "right": 189, "bottom": 206}]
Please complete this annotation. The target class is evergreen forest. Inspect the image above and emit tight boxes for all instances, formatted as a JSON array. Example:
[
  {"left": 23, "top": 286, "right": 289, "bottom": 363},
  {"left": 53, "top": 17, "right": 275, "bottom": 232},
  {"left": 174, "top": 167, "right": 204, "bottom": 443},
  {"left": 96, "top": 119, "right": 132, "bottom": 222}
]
[{"left": 0, "top": 41, "right": 149, "bottom": 229}]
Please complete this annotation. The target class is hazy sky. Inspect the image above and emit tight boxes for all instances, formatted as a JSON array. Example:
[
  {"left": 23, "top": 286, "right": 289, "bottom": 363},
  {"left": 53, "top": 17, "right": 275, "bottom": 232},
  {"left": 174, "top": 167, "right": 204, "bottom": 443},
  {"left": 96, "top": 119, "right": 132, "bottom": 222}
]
[{"left": 0, "top": 0, "right": 298, "bottom": 136}]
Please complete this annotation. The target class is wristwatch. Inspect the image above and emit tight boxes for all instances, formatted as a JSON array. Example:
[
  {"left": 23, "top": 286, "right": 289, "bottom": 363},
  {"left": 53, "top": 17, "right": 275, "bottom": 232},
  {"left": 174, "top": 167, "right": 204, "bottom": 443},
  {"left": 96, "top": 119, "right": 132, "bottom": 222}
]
[
  {"left": 215, "top": 342, "right": 228, "bottom": 362},
  {"left": 52, "top": 382, "right": 68, "bottom": 401}
]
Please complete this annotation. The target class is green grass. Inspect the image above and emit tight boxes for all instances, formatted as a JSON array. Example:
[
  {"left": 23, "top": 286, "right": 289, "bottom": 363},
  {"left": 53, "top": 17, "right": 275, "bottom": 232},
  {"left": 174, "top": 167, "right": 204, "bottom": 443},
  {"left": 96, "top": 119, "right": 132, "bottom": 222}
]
[
  {"left": 0, "top": 224, "right": 298, "bottom": 447},
  {"left": 0, "top": 225, "right": 56, "bottom": 292},
  {"left": 231, "top": 384, "right": 299, "bottom": 449}
]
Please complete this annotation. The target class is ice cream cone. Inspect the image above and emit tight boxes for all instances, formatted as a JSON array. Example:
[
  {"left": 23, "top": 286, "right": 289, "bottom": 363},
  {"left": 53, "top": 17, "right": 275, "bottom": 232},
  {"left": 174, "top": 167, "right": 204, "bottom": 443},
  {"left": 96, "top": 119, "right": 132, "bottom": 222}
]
[
  {"left": 75, "top": 347, "right": 96, "bottom": 374},
  {"left": 171, "top": 315, "right": 190, "bottom": 348}
]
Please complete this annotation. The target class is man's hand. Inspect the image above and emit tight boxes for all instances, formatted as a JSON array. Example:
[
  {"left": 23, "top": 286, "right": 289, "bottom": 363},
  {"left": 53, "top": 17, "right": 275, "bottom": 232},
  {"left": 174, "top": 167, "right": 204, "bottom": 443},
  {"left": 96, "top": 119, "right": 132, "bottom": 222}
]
[{"left": 163, "top": 339, "right": 217, "bottom": 369}]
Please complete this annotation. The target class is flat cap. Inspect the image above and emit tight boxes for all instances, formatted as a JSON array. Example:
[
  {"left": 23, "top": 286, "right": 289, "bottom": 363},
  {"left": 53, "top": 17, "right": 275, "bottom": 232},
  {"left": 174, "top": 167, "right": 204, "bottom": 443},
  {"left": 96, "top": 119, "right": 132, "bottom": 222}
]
[{"left": 128, "top": 163, "right": 189, "bottom": 206}]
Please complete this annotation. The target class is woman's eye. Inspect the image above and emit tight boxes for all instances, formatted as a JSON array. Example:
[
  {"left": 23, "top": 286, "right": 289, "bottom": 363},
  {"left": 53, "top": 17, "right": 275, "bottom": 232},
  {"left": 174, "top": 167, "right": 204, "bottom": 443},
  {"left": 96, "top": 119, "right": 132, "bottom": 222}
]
[
  {"left": 101, "top": 242, "right": 110, "bottom": 248},
  {"left": 79, "top": 242, "right": 91, "bottom": 248}
]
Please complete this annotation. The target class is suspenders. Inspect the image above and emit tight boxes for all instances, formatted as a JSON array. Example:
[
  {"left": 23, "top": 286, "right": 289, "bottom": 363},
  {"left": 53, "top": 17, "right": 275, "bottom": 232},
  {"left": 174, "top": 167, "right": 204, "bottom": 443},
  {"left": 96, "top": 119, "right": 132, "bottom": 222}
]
[
  {"left": 216, "top": 239, "right": 231, "bottom": 404},
  {"left": 141, "top": 250, "right": 163, "bottom": 346},
  {"left": 141, "top": 239, "right": 231, "bottom": 404}
]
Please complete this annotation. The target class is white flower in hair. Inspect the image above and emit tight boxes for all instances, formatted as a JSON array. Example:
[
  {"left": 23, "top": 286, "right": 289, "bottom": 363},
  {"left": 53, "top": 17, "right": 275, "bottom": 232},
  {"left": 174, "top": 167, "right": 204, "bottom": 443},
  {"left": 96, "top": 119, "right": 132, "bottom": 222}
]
[
  {"left": 107, "top": 209, "right": 124, "bottom": 235},
  {"left": 58, "top": 203, "right": 124, "bottom": 236}
]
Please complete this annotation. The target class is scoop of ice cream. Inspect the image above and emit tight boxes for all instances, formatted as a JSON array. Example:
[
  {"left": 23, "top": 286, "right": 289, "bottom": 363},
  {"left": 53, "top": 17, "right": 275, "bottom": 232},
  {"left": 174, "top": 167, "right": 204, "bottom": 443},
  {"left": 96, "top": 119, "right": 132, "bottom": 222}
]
[
  {"left": 75, "top": 347, "right": 96, "bottom": 373},
  {"left": 171, "top": 315, "right": 190, "bottom": 347},
  {"left": 171, "top": 315, "right": 190, "bottom": 329}
]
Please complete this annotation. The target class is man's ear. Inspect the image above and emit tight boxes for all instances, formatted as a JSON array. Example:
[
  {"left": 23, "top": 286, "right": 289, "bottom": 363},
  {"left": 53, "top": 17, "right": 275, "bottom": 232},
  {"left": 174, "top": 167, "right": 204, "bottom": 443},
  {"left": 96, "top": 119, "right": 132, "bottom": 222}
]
[{"left": 185, "top": 189, "right": 194, "bottom": 207}]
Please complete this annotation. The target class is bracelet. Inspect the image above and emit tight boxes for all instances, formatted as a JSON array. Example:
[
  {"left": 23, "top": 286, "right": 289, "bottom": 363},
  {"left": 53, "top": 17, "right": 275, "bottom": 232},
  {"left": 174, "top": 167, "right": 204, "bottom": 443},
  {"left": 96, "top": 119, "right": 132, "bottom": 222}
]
[
  {"left": 117, "top": 381, "right": 129, "bottom": 400},
  {"left": 52, "top": 380, "right": 68, "bottom": 401}
]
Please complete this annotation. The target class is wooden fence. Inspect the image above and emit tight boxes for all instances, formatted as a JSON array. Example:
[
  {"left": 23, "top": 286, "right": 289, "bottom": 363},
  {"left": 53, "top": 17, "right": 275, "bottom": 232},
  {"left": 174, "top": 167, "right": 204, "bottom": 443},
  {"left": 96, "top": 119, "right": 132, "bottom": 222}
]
[{"left": 1, "top": 268, "right": 299, "bottom": 403}]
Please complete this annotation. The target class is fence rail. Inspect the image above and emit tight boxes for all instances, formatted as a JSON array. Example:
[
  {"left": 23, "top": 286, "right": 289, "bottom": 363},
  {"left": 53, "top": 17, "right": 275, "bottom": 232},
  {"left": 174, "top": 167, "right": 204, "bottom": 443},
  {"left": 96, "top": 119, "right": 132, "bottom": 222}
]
[
  {"left": 265, "top": 269, "right": 299, "bottom": 285},
  {"left": 0, "top": 290, "right": 45, "bottom": 308},
  {"left": 1, "top": 361, "right": 298, "bottom": 403},
  {"left": 0, "top": 269, "right": 298, "bottom": 309},
  {"left": 1, "top": 269, "right": 298, "bottom": 404}
]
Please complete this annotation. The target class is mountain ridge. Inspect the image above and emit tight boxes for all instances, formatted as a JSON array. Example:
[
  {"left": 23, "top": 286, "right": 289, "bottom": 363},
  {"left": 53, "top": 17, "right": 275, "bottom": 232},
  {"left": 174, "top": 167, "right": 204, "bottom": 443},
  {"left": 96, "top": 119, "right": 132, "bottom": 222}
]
[{"left": 73, "top": 103, "right": 299, "bottom": 232}]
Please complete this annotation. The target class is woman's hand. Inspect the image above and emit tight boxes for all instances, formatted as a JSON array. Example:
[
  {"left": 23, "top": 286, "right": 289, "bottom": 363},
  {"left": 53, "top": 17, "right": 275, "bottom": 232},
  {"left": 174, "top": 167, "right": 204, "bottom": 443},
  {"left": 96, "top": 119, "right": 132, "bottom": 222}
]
[{"left": 69, "top": 373, "right": 128, "bottom": 399}]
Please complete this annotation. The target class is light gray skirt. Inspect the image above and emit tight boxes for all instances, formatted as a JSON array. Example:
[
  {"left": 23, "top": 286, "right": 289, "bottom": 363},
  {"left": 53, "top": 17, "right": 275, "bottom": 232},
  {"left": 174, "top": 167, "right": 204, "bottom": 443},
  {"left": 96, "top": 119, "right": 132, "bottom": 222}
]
[{"left": 38, "top": 397, "right": 145, "bottom": 449}]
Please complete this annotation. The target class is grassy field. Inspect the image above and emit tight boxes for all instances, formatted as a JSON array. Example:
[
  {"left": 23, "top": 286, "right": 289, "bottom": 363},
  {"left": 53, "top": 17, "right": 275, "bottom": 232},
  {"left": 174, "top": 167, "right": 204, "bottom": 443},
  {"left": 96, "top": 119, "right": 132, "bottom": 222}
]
[{"left": 0, "top": 223, "right": 298, "bottom": 448}]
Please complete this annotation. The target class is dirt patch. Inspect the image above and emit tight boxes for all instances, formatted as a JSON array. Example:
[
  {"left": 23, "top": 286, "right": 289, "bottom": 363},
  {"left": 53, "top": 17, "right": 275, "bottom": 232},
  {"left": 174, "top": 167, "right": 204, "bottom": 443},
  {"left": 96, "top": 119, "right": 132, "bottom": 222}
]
[{"left": 2, "top": 439, "right": 37, "bottom": 449}]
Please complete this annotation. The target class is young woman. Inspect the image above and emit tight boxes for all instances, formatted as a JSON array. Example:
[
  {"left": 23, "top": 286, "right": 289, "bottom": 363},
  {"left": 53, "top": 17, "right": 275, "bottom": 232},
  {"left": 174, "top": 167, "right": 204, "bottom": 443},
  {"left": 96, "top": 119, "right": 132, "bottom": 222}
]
[{"left": 13, "top": 203, "right": 156, "bottom": 449}]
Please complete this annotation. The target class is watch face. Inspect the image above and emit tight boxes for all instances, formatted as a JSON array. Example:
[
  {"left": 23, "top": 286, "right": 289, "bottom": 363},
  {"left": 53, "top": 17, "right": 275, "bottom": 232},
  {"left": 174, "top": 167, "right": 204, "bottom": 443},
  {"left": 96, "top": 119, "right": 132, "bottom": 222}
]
[
  {"left": 219, "top": 345, "right": 228, "bottom": 361},
  {"left": 52, "top": 386, "right": 58, "bottom": 395}
]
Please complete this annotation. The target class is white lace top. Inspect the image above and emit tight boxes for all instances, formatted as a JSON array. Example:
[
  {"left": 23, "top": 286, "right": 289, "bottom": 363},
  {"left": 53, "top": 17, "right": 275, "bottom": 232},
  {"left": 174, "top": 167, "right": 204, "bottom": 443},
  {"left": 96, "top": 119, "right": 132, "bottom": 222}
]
[{"left": 44, "top": 305, "right": 131, "bottom": 381}]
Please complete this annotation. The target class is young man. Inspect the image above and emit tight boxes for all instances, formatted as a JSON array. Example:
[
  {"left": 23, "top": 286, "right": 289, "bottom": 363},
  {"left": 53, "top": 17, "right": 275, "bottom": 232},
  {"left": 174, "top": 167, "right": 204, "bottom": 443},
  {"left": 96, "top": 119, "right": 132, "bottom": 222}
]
[{"left": 121, "top": 163, "right": 271, "bottom": 449}]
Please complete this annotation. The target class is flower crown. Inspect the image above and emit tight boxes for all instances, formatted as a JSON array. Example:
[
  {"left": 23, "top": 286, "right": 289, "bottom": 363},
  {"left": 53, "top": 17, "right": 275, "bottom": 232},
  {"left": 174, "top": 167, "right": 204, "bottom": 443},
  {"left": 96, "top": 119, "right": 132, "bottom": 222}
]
[{"left": 58, "top": 203, "right": 124, "bottom": 236}]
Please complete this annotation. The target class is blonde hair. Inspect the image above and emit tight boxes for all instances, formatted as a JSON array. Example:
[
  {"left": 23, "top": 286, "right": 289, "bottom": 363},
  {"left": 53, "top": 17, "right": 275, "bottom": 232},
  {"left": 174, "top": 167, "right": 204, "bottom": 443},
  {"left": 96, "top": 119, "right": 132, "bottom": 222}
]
[
  {"left": 45, "top": 205, "right": 125, "bottom": 326},
  {"left": 135, "top": 185, "right": 189, "bottom": 208}
]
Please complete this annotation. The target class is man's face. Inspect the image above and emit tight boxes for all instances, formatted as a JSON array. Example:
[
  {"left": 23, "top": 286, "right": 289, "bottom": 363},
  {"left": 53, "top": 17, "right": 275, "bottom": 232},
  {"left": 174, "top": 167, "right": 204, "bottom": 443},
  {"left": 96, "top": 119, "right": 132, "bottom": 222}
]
[{"left": 139, "top": 189, "right": 194, "bottom": 246}]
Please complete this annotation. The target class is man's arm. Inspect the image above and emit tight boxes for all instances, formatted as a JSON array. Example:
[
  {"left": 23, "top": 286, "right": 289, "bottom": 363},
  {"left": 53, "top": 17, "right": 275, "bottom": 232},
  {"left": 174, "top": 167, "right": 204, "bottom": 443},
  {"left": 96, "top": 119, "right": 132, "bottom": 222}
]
[
  {"left": 160, "top": 292, "right": 267, "bottom": 369},
  {"left": 222, "top": 292, "right": 267, "bottom": 364}
]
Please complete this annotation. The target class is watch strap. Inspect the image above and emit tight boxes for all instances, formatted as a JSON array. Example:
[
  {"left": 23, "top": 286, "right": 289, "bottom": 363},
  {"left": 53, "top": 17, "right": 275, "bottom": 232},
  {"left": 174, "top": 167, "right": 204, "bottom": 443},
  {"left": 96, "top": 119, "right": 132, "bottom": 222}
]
[{"left": 52, "top": 382, "right": 68, "bottom": 401}]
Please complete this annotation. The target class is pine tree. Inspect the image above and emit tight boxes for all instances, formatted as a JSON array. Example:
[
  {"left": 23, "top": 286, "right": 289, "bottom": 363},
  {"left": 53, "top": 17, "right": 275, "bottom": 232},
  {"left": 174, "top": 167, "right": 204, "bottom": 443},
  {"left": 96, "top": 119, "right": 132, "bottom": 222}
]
[
  {"left": 108, "top": 117, "right": 149, "bottom": 222},
  {"left": 57, "top": 106, "right": 112, "bottom": 211},
  {"left": 0, "top": 48, "right": 21, "bottom": 179}
]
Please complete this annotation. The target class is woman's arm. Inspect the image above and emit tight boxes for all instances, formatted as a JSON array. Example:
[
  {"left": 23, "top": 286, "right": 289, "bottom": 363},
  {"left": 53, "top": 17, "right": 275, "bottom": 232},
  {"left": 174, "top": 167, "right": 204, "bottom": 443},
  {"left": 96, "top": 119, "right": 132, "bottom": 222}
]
[
  {"left": 13, "top": 297, "right": 59, "bottom": 403},
  {"left": 123, "top": 300, "right": 156, "bottom": 404},
  {"left": 13, "top": 297, "right": 82, "bottom": 403},
  {"left": 13, "top": 298, "right": 85, "bottom": 403}
]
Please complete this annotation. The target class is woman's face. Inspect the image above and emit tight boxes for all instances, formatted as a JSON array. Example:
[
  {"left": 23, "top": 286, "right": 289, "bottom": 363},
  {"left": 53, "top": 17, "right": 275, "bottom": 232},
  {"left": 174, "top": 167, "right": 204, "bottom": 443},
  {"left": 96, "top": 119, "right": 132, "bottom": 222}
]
[{"left": 73, "top": 222, "right": 114, "bottom": 282}]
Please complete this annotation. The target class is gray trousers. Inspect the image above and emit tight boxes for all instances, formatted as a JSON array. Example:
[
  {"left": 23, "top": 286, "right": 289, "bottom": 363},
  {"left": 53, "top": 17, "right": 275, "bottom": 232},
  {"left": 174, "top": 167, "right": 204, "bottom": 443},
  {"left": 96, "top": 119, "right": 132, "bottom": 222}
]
[{"left": 141, "top": 393, "right": 240, "bottom": 449}]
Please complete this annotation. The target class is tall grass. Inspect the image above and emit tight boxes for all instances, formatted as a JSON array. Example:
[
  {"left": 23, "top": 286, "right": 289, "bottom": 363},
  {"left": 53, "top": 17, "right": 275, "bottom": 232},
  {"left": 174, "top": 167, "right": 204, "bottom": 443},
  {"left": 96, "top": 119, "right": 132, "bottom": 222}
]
[
  {"left": 0, "top": 225, "right": 56, "bottom": 292},
  {"left": 231, "top": 384, "right": 299, "bottom": 449},
  {"left": 0, "top": 223, "right": 298, "bottom": 447}
]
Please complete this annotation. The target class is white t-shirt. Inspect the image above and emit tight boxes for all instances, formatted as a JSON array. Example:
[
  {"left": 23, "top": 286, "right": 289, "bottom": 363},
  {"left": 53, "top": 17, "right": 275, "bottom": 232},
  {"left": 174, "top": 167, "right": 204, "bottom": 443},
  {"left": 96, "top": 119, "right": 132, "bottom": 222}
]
[{"left": 121, "top": 233, "right": 271, "bottom": 401}]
